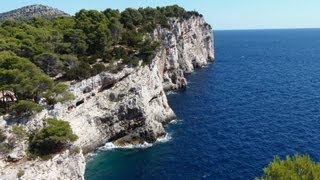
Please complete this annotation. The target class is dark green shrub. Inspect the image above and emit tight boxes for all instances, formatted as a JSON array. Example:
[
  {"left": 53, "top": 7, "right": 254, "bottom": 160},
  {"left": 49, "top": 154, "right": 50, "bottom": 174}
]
[
  {"left": 106, "top": 63, "right": 124, "bottom": 74},
  {"left": 29, "top": 118, "right": 78, "bottom": 156},
  {"left": 65, "top": 61, "right": 91, "bottom": 80},
  {"left": 63, "top": 29, "right": 88, "bottom": 55},
  {"left": 112, "top": 47, "right": 128, "bottom": 60},
  {"left": 121, "top": 29, "right": 143, "bottom": 47},
  {"left": 74, "top": 9, "right": 110, "bottom": 55},
  {"left": 0, "top": 143, "right": 12, "bottom": 154},
  {"left": 0, "top": 108, "right": 5, "bottom": 115},
  {"left": 91, "top": 63, "right": 106, "bottom": 76},
  {"left": 9, "top": 100, "right": 42, "bottom": 116},
  {"left": 0, "top": 51, "right": 54, "bottom": 103},
  {"left": 33, "top": 53, "right": 63, "bottom": 77},
  {"left": 60, "top": 54, "right": 79, "bottom": 71},
  {"left": 120, "top": 8, "right": 143, "bottom": 29},
  {"left": 43, "top": 83, "right": 75, "bottom": 105},
  {"left": 256, "top": 154, "right": 320, "bottom": 180},
  {"left": 87, "top": 55, "right": 99, "bottom": 64},
  {"left": 123, "top": 56, "right": 140, "bottom": 67},
  {"left": 138, "top": 39, "right": 159, "bottom": 65},
  {"left": 0, "top": 128, "right": 6, "bottom": 143},
  {"left": 55, "top": 42, "right": 72, "bottom": 54},
  {"left": 102, "top": 50, "right": 113, "bottom": 62}
]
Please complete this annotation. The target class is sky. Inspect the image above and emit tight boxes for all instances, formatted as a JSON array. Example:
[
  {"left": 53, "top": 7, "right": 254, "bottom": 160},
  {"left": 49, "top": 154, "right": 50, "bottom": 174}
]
[{"left": 1, "top": 0, "right": 320, "bottom": 30}]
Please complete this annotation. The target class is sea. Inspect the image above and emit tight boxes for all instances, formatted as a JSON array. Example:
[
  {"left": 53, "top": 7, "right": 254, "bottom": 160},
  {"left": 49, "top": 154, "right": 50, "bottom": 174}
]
[{"left": 85, "top": 29, "right": 320, "bottom": 179}]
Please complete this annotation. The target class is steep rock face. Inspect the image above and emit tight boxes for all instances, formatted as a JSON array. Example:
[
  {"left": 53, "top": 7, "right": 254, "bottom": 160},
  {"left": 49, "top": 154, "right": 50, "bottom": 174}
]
[
  {"left": 0, "top": 15, "right": 213, "bottom": 179},
  {"left": 153, "top": 16, "right": 214, "bottom": 90},
  {"left": 0, "top": 4, "right": 69, "bottom": 20},
  {"left": 27, "top": 64, "right": 176, "bottom": 154}
]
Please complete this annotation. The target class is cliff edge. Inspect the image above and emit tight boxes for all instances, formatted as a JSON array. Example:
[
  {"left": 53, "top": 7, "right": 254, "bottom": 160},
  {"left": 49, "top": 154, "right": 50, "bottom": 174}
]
[{"left": 0, "top": 14, "right": 214, "bottom": 179}]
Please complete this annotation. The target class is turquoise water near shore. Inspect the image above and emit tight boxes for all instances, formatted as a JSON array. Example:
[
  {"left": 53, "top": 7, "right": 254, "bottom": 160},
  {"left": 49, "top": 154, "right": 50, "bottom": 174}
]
[{"left": 85, "top": 29, "right": 320, "bottom": 179}]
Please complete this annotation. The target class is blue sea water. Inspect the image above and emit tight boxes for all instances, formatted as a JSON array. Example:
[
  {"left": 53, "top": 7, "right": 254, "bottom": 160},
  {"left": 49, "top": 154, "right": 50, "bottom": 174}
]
[{"left": 85, "top": 29, "right": 320, "bottom": 179}]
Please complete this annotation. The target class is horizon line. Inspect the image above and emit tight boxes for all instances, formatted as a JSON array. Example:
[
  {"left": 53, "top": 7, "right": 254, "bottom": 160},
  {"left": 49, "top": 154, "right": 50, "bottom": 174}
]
[{"left": 215, "top": 27, "right": 320, "bottom": 31}]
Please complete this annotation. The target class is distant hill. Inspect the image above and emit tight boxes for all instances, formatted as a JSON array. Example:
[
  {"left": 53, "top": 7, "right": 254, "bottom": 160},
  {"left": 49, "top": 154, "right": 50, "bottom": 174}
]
[{"left": 0, "top": 4, "right": 69, "bottom": 20}]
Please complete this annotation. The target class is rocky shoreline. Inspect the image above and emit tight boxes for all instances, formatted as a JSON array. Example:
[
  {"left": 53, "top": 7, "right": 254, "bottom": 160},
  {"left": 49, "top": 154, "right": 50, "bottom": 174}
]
[{"left": 0, "top": 15, "right": 214, "bottom": 179}]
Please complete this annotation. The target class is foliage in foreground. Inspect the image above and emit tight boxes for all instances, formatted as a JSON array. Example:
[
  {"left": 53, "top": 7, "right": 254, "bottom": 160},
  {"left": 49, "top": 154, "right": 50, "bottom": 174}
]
[
  {"left": 257, "top": 154, "right": 320, "bottom": 180},
  {"left": 29, "top": 118, "right": 78, "bottom": 156}
]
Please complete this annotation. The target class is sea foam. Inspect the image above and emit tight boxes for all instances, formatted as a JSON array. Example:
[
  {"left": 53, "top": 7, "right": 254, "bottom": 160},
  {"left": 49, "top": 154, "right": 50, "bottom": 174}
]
[
  {"left": 99, "top": 133, "right": 172, "bottom": 151},
  {"left": 169, "top": 119, "right": 183, "bottom": 124},
  {"left": 165, "top": 91, "right": 178, "bottom": 95}
]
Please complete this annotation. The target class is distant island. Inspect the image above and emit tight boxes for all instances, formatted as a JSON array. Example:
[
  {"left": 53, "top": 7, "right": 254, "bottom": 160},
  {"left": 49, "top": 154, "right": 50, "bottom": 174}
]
[{"left": 0, "top": 4, "right": 69, "bottom": 20}]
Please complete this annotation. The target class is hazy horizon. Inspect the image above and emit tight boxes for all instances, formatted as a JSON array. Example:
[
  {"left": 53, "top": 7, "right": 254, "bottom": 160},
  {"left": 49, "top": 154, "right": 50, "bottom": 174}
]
[{"left": 1, "top": 0, "right": 320, "bottom": 30}]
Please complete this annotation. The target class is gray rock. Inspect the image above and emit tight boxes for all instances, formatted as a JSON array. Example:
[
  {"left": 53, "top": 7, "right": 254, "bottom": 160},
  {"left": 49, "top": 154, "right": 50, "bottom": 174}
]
[
  {"left": 0, "top": 4, "right": 69, "bottom": 20},
  {"left": 152, "top": 16, "right": 215, "bottom": 90},
  {"left": 1, "top": 150, "right": 85, "bottom": 180}
]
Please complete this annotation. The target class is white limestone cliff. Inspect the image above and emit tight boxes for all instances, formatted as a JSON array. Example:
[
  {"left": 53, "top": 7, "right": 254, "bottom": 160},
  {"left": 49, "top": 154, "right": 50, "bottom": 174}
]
[
  {"left": 154, "top": 16, "right": 214, "bottom": 90},
  {"left": 0, "top": 15, "right": 214, "bottom": 180}
]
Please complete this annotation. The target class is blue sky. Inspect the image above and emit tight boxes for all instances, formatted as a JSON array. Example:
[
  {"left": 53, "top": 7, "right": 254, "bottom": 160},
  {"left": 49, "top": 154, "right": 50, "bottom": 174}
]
[{"left": 1, "top": 0, "right": 320, "bottom": 30}]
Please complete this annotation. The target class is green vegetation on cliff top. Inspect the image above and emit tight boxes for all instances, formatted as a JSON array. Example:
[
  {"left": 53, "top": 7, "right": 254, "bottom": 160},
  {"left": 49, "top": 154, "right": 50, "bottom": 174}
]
[{"left": 0, "top": 5, "right": 202, "bottom": 116}]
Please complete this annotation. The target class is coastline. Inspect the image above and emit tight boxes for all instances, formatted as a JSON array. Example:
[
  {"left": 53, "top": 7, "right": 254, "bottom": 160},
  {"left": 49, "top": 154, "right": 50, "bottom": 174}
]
[{"left": 0, "top": 15, "right": 214, "bottom": 179}]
